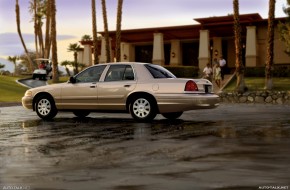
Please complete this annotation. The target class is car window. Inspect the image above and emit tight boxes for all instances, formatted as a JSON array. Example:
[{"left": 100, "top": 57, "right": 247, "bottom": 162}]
[
  {"left": 75, "top": 65, "right": 106, "bottom": 83},
  {"left": 145, "top": 64, "right": 176, "bottom": 78},
  {"left": 105, "top": 65, "right": 134, "bottom": 81}
]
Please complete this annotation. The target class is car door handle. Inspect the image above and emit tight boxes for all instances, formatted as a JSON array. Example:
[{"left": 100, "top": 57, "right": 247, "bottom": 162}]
[
  {"left": 90, "top": 86, "right": 96, "bottom": 88},
  {"left": 124, "top": 85, "right": 131, "bottom": 87}
]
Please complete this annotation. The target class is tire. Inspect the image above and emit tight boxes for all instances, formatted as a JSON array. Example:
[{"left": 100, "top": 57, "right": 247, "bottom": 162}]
[
  {"left": 162, "top": 112, "right": 183, "bottom": 120},
  {"left": 73, "top": 111, "right": 90, "bottom": 118},
  {"left": 32, "top": 74, "right": 36, "bottom": 80},
  {"left": 35, "top": 95, "right": 58, "bottom": 120},
  {"left": 130, "top": 96, "right": 157, "bottom": 122}
]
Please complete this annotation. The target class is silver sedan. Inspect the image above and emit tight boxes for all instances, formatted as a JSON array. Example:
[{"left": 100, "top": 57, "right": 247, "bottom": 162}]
[{"left": 22, "top": 62, "right": 219, "bottom": 121}]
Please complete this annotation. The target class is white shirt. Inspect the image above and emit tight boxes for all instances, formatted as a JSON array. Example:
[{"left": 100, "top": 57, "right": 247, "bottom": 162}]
[
  {"left": 219, "top": 59, "right": 226, "bottom": 67},
  {"left": 203, "top": 66, "right": 212, "bottom": 77}
]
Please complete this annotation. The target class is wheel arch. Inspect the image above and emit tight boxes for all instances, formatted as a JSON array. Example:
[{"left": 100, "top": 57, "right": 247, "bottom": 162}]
[
  {"left": 33, "top": 92, "right": 55, "bottom": 111},
  {"left": 126, "top": 92, "right": 159, "bottom": 113}
]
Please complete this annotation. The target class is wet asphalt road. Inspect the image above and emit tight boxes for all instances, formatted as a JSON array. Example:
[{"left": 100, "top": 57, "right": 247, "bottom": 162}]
[{"left": 0, "top": 104, "right": 290, "bottom": 190}]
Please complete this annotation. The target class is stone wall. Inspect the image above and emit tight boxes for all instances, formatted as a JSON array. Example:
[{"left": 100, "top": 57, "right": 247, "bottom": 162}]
[{"left": 218, "top": 91, "right": 290, "bottom": 105}]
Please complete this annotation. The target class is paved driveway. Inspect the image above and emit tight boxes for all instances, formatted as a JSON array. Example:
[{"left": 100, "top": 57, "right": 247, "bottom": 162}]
[{"left": 0, "top": 104, "right": 290, "bottom": 190}]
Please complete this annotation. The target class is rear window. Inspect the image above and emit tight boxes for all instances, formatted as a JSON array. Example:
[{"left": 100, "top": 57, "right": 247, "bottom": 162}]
[{"left": 145, "top": 64, "right": 176, "bottom": 79}]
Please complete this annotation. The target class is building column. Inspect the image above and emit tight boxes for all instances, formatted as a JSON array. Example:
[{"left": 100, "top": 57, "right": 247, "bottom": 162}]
[
  {"left": 121, "top": 42, "right": 135, "bottom": 62},
  {"left": 246, "top": 26, "right": 258, "bottom": 67},
  {"left": 198, "top": 30, "right": 210, "bottom": 72},
  {"left": 152, "top": 33, "right": 165, "bottom": 65},
  {"left": 77, "top": 51, "right": 84, "bottom": 64},
  {"left": 99, "top": 37, "right": 113, "bottom": 63},
  {"left": 170, "top": 40, "right": 181, "bottom": 66},
  {"left": 83, "top": 44, "right": 92, "bottom": 66}
]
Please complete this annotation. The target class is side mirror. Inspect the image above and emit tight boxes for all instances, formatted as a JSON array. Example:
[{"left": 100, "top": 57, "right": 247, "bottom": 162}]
[{"left": 69, "top": 76, "right": 76, "bottom": 84}]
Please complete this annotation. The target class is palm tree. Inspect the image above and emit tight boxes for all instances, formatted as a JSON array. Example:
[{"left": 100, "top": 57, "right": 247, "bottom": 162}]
[
  {"left": 265, "top": 0, "right": 276, "bottom": 90},
  {"left": 81, "top": 34, "right": 92, "bottom": 41},
  {"left": 115, "top": 0, "right": 123, "bottom": 62},
  {"left": 32, "top": 0, "right": 39, "bottom": 59},
  {"left": 0, "top": 63, "right": 5, "bottom": 70},
  {"left": 44, "top": 0, "right": 52, "bottom": 59},
  {"left": 60, "top": 60, "right": 71, "bottom": 76},
  {"left": 29, "top": 0, "right": 46, "bottom": 58},
  {"left": 233, "top": 0, "right": 246, "bottom": 92},
  {"left": 15, "top": 0, "right": 34, "bottom": 72},
  {"left": 278, "top": 0, "right": 290, "bottom": 56},
  {"left": 67, "top": 43, "right": 81, "bottom": 74},
  {"left": 101, "top": 0, "right": 111, "bottom": 62},
  {"left": 7, "top": 56, "right": 18, "bottom": 75},
  {"left": 92, "top": 0, "right": 99, "bottom": 65},
  {"left": 50, "top": 0, "right": 59, "bottom": 83}
]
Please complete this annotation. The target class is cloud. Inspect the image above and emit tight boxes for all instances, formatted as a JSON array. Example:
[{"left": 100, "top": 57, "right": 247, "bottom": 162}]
[{"left": 0, "top": 33, "right": 77, "bottom": 56}]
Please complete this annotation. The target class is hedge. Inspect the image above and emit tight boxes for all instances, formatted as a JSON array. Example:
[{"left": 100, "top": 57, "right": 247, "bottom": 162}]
[
  {"left": 244, "top": 65, "right": 290, "bottom": 77},
  {"left": 164, "top": 66, "right": 199, "bottom": 78}
]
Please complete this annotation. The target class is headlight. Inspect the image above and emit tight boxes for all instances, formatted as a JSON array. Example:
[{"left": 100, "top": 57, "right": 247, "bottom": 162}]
[{"left": 25, "top": 90, "right": 33, "bottom": 97}]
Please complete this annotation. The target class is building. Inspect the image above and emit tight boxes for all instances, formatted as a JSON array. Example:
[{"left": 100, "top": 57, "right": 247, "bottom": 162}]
[{"left": 78, "top": 13, "right": 289, "bottom": 71}]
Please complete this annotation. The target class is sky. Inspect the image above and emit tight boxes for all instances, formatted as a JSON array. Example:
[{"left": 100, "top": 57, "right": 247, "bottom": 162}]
[{"left": 0, "top": 0, "right": 288, "bottom": 71}]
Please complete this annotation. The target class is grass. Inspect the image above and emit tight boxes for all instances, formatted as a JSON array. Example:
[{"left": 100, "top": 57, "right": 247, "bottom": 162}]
[
  {"left": 0, "top": 75, "right": 28, "bottom": 102},
  {"left": 224, "top": 77, "right": 290, "bottom": 91},
  {"left": 0, "top": 76, "right": 69, "bottom": 103}
]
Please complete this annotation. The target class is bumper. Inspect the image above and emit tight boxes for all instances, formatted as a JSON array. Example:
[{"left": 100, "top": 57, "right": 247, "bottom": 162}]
[
  {"left": 156, "top": 93, "right": 220, "bottom": 113},
  {"left": 22, "top": 96, "right": 33, "bottom": 110}
]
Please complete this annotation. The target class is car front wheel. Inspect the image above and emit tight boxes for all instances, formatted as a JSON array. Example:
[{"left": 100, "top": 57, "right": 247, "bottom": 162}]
[
  {"left": 161, "top": 112, "right": 183, "bottom": 120},
  {"left": 130, "top": 96, "right": 157, "bottom": 122},
  {"left": 35, "top": 95, "right": 58, "bottom": 120}
]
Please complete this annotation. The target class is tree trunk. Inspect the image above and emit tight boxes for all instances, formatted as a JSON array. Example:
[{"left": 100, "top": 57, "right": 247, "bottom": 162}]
[
  {"left": 265, "top": 0, "right": 276, "bottom": 90},
  {"left": 38, "top": 19, "right": 45, "bottom": 57},
  {"left": 34, "top": 0, "right": 39, "bottom": 60},
  {"left": 15, "top": 0, "right": 34, "bottom": 72},
  {"left": 101, "top": 0, "right": 111, "bottom": 62},
  {"left": 115, "top": 0, "right": 123, "bottom": 62},
  {"left": 74, "top": 52, "right": 79, "bottom": 74},
  {"left": 50, "top": 0, "right": 59, "bottom": 83},
  {"left": 92, "top": 0, "right": 99, "bottom": 65},
  {"left": 233, "top": 0, "right": 246, "bottom": 93},
  {"left": 44, "top": 0, "right": 51, "bottom": 59}
]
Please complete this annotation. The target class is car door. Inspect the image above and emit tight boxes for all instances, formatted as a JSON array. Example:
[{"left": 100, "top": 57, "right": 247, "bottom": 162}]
[
  {"left": 97, "top": 64, "right": 136, "bottom": 110},
  {"left": 60, "top": 65, "right": 106, "bottom": 109}
]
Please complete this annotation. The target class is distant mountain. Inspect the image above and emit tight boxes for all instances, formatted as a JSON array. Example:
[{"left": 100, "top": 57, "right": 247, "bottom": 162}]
[{"left": 0, "top": 32, "right": 76, "bottom": 57}]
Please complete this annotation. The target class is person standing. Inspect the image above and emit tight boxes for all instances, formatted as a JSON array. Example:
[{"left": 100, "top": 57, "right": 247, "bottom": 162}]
[
  {"left": 214, "top": 63, "right": 221, "bottom": 88},
  {"left": 219, "top": 56, "right": 226, "bottom": 81}
]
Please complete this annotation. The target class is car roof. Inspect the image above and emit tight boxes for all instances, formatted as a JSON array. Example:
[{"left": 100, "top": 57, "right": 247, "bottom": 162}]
[{"left": 97, "top": 62, "right": 147, "bottom": 66}]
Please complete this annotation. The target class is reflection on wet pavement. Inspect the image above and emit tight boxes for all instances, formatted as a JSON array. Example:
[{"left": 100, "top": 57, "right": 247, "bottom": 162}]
[{"left": 0, "top": 104, "right": 290, "bottom": 190}]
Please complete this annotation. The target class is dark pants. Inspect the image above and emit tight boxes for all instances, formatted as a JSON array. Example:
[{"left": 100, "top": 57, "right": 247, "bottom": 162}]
[{"left": 221, "top": 66, "right": 225, "bottom": 80}]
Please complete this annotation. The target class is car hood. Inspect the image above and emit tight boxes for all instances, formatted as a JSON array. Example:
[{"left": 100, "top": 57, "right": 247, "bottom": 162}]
[{"left": 30, "top": 82, "right": 67, "bottom": 93}]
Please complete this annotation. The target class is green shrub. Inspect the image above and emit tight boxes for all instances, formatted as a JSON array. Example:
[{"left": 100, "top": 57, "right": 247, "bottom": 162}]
[
  {"left": 164, "top": 66, "right": 199, "bottom": 78},
  {"left": 244, "top": 67, "right": 265, "bottom": 77},
  {"left": 244, "top": 65, "right": 290, "bottom": 77}
]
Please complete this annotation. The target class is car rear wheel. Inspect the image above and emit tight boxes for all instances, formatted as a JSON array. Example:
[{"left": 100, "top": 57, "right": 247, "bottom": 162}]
[
  {"left": 73, "top": 111, "right": 90, "bottom": 118},
  {"left": 35, "top": 95, "right": 58, "bottom": 120},
  {"left": 130, "top": 96, "right": 157, "bottom": 122},
  {"left": 161, "top": 112, "right": 183, "bottom": 120}
]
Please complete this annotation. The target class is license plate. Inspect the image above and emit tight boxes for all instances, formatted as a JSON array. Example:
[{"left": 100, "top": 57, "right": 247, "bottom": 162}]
[{"left": 204, "top": 85, "right": 212, "bottom": 93}]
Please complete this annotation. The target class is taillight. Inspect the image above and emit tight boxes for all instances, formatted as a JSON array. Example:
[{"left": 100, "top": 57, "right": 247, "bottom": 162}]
[{"left": 185, "top": 80, "right": 198, "bottom": 91}]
